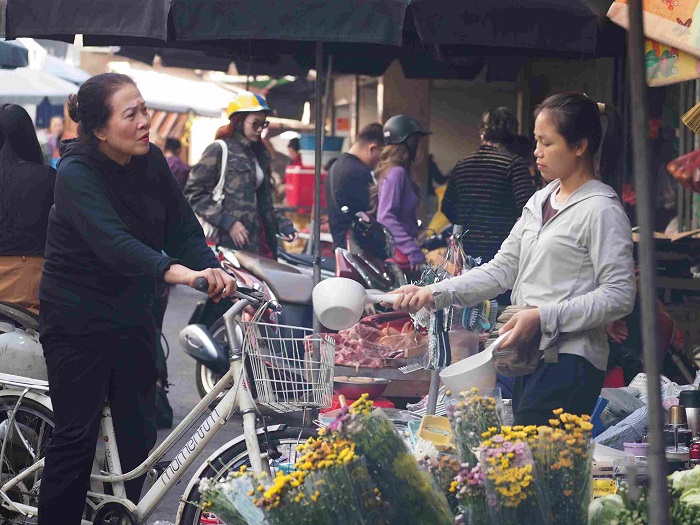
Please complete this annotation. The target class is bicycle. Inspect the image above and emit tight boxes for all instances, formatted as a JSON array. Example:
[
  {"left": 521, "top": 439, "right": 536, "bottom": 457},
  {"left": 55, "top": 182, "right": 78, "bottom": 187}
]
[{"left": 0, "top": 279, "right": 335, "bottom": 525}]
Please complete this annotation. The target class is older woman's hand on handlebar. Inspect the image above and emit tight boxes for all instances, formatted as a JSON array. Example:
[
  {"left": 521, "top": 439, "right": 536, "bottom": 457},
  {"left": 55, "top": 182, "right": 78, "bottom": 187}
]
[
  {"left": 165, "top": 264, "right": 236, "bottom": 302},
  {"left": 382, "top": 284, "right": 435, "bottom": 314},
  {"left": 191, "top": 268, "right": 236, "bottom": 302}
]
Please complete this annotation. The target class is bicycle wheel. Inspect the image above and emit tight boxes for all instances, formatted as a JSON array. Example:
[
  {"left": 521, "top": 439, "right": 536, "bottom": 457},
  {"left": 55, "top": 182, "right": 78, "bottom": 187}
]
[
  {"left": 178, "top": 426, "right": 315, "bottom": 525},
  {"left": 0, "top": 396, "right": 54, "bottom": 524}
]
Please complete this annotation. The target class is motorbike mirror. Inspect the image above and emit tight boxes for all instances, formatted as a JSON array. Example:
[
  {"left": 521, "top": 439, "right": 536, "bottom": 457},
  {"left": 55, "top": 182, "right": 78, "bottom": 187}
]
[{"left": 179, "top": 324, "right": 220, "bottom": 363}]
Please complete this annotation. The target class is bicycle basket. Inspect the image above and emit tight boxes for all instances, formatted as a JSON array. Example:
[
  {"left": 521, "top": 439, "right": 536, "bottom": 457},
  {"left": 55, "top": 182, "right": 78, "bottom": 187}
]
[{"left": 240, "top": 321, "right": 335, "bottom": 413}]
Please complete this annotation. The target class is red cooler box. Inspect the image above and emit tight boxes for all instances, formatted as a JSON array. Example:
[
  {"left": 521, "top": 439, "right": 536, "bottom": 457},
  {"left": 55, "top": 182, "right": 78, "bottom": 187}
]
[{"left": 285, "top": 166, "right": 327, "bottom": 208}]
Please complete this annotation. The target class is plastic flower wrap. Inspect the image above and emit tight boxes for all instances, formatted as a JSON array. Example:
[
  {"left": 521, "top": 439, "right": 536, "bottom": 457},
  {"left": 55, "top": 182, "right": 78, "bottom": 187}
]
[
  {"left": 329, "top": 394, "right": 454, "bottom": 525},
  {"left": 288, "top": 434, "right": 384, "bottom": 525},
  {"left": 451, "top": 462, "right": 488, "bottom": 525},
  {"left": 446, "top": 387, "right": 502, "bottom": 464},
  {"left": 417, "top": 454, "right": 461, "bottom": 511},
  {"left": 479, "top": 436, "right": 547, "bottom": 525},
  {"left": 253, "top": 433, "right": 382, "bottom": 525},
  {"left": 199, "top": 466, "right": 269, "bottom": 525},
  {"left": 535, "top": 409, "right": 594, "bottom": 525}
]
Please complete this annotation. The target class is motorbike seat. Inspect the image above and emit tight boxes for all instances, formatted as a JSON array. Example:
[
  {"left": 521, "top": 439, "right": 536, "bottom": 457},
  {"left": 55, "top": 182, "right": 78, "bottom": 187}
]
[
  {"left": 234, "top": 251, "right": 314, "bottom": 305},
  {"left": 278, "top": 251, "right": 336, "bottom": 274},
  {"left": 0, "top": 301, "right": 39, "bottom": 331}
]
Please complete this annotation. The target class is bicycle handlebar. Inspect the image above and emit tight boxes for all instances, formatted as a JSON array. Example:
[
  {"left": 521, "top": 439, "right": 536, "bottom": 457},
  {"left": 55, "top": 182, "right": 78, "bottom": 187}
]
[{"left": 193, "top": 277, "right": 278, "bottom": 311}]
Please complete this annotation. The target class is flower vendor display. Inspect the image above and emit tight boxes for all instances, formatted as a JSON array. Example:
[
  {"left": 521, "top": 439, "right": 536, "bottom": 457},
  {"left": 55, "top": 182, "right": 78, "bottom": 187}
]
[
  {"left": 451, "top": 463, "right": 488, "bottom": 525},
  {"left": 200, "top": 429, "right": 382, "bottom": 525},
  {"left": 479, "top": 430, "right": 547, "bottom": 525},
  {"left": 535, "top": 409, "right": 594, "bottom": 525},
  {"left": 446, "top": 387, "right": 502, "bottom": 465},
  {"left": 330, "top": 394, "right": 454, "bottom": 525}
]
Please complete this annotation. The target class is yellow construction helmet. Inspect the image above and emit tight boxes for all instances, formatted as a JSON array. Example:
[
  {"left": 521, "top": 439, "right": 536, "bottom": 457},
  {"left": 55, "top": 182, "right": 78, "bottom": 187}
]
[{"left": 226, "top": 91, "right": 272, "bottom": 118}]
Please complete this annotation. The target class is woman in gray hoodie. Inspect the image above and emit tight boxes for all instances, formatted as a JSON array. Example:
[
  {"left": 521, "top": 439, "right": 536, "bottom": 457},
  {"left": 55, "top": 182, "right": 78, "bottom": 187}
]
[{"left": 389, "top": 93, "right": 636, "bottom": 425}]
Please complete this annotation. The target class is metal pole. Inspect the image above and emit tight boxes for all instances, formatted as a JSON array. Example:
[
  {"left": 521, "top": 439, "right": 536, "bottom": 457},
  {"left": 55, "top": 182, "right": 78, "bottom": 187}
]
[
  {"left": 627, "top": 1, "right": 670, "bottom": 523},
  {"left": 426, "top": 370, "right": 440, "bottom": 416},
  {"left": 312, "top": 41, "right": 324, "bottom": 293}
]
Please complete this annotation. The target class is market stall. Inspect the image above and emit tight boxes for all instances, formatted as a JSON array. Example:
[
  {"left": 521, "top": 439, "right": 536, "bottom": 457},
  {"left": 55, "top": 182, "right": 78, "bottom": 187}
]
[{"left": 3, "top": 1, "right": 689, "bottom": 523}]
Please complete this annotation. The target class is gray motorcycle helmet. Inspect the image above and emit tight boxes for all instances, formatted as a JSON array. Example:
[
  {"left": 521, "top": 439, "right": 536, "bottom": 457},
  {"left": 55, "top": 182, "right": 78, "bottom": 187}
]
[{"left": 383, "top": 115, "right": 431, "bottom": 145}]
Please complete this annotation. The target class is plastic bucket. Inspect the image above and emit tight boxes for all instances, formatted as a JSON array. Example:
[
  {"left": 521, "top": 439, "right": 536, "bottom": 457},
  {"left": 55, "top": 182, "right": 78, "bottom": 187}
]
[{"left": 623, "top": 442, "right": 650, "bottom": 457}]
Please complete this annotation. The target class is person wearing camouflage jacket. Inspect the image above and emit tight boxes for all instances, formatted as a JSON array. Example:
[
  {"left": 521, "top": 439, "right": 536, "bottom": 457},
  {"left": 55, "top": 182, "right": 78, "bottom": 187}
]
[{"left": 184, "top": 92, "right": 296, "bottom": 256}]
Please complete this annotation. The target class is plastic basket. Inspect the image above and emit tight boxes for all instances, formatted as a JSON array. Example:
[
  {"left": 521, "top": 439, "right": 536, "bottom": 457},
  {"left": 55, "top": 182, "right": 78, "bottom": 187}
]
[{"left": 240, "top": 321, "right": 335, "bottom": 413}]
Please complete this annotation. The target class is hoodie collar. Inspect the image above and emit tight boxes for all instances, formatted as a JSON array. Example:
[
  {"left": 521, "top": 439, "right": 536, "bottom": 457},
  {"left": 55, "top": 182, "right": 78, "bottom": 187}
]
[{"left": 528, "top": 179, "right": 618, "bottom": 219}]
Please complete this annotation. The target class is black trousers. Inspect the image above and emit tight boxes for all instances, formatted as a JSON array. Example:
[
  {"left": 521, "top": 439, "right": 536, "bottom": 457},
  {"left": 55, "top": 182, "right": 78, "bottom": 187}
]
[
  {"left": 38, "top": 328, "right": 158, "bottom": 525},
  {"left": 512, "top": 353, "right": 605, "bottom": 427}
]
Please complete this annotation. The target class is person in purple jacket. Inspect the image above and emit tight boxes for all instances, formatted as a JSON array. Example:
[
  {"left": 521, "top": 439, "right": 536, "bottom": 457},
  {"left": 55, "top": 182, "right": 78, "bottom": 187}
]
[{"left": 375, "top": 115, "right": 431, "bottom": 271}]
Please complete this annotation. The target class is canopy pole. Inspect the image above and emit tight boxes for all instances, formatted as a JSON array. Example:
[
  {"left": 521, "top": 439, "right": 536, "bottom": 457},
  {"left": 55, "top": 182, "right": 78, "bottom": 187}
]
[
  {"left": 312, "top": 41, "right": 324, "bottom": 293},
  {"left": 627, "top": 1, "right": 669, "bottom": 522}
]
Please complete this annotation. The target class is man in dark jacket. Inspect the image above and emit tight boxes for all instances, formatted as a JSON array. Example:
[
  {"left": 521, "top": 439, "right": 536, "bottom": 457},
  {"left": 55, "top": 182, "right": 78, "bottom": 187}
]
[{"left": 326, "top": 123, "right": 384, "bottom": 248}]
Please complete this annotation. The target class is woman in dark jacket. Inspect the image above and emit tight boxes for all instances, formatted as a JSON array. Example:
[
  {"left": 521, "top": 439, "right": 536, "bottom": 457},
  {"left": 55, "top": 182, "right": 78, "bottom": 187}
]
[
  {"left": 185, "top": 91, "right": 297, "bottom": 258},
  {"left": 0, "top": 104, "right": 56, "bottom": 313},
  {"left": 37, "top": 73, "right": 235, "bottom": 525}
]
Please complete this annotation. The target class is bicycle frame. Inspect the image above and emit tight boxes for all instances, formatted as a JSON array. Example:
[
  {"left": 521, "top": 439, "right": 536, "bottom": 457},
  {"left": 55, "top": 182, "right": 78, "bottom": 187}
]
[{"left": 1, "top": 295, "right": 272, "bottom": 524}]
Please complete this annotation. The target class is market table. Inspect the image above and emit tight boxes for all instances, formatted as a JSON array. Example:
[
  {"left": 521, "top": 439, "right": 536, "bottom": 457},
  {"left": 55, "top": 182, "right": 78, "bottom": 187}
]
[{"left": 334, "top": 364, "right": 432, "bottom": 400}]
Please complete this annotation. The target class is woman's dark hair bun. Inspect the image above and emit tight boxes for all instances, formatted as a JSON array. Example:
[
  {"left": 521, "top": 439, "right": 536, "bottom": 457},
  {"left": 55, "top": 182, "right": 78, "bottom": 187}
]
[{"left": 67, "top": 93, "right": 81, "bottom": 123}]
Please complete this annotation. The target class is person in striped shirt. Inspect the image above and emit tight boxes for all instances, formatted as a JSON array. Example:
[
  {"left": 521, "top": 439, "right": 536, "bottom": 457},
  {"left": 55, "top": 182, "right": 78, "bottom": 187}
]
[{"left": 441, "top": 107, "right": 535, "bottom": 271}]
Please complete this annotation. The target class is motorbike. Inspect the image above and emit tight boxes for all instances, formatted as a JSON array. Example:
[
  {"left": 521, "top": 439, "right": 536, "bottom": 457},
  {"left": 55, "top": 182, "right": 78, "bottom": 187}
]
[
  {"left": 0, "top": 302, "right": 46, "bottom": 381},
  {"left": 335, "top": 207, "right": 408, "bottom": 292},
  {"left": 188, "top": 245, "right": 318, "bottom": 399},
  {"left": 187, "top": 211, "right": 412, "bottom": 401}
]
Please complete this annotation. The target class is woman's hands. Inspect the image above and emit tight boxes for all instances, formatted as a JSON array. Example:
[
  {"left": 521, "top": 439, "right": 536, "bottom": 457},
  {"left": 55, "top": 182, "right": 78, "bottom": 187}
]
[
  {"left": 164, "top": 264, "right": 236, "bottom": 303},
  {"left": 499, "top": 308, "right": 541, "bottom": 349},
  {"left": 383, "top": 284, "right": 435, "bottom": 314},
  {"left": 229, "top": 221, "right": 250, "bottom": 248}
]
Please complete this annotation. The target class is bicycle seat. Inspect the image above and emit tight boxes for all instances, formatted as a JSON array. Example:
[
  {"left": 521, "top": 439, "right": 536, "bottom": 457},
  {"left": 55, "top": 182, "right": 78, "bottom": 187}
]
[
  {"left": 0, "top": 301, "right": 39, "bottom": 331},
  {"left": 0, "top": 372, "right": 49, "bottom": 392},
  {"left": 278, "top": 250, "right": 336, "bottom": 274},
  {"left": 234, "top": 251, "right": 314, "bottom": 305}
]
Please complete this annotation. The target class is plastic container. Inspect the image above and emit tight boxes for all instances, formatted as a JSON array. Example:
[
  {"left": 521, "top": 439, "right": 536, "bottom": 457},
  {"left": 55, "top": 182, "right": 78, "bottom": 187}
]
[
  {"left": 623, "top": 442, "right": 650, "bottom": 457},
  {"left": 299, "top": 149, "right": 341, "bottom": 169},
  {"left": 284, "top": 166, "right": 327, "bottom": 208},
  {"left": 439, "top": 347, "right": 497, "bottom": 394},
  {"left": 299, "top": 134, "right": 344, "bottom": 151}
]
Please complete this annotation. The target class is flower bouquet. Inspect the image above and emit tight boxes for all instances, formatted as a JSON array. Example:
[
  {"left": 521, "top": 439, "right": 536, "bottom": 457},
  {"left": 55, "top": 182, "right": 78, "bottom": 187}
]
[
  {"left": 451, "top": 463, "right": 488, "bottom": 525},
  {"left": 534, "top": 409, "right": 594, "bottom": 525},
  {"left": 330, "top": 394, "right": 454, "bottom": 525},
  {"left": 479, "top": 433, "right": 547, "bottom": 525},
  {"left": 200, "top": 433, "right": 382, "bottom": 525},
  {"left": 199, "top": 466, "right": 269, "bottom": 525},
  {"left": 446, "top": 387, "right": 502, "bottom": 464},
  {"left": 418, "top": 454, "right": 461, "bottom": 511}
]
